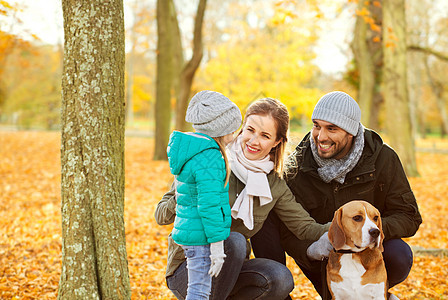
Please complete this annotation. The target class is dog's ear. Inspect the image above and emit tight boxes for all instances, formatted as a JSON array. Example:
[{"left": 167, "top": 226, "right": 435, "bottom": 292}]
[
  {"left": 328, "top": 208, "right": 346, "bottom": 250},
  {"left": 370, "top": 204, "right": 385, "bottom": 252},
  {"left": 378, "top": 216, "right": 384, "bottom": 252}
]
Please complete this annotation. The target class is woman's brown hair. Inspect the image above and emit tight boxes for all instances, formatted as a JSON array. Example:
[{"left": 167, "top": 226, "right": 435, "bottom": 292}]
[{"left": 240, "top": 98, "right": 289, "bottom": 176}]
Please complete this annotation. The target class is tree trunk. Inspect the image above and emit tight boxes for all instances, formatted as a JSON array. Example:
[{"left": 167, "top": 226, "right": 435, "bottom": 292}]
[
  {"left": 406, "top": 0, "right": 432, "bottom": 140},
  {"left": 170, "top": 0, "right": 185, "bottom": 128},
  {"left": 125, "top": 32, "right": 136, "bottom": 127},
  {"left": 407, "top": 50, "right": 424, "bottom": 139},
  {"left": 352, "top": 0, "right": 374, "bottom": 127},
  {"left": 370, "top": 92, "right": 383, "bottom": 131},
  {"left": 435, "top": 94, "right": 448, "bottom": 137},
  {"left": 351, "top": 0, "right": 383, "bottom": 130},
  {"left": 424, "top": 60, "right": 448, "bottom": 136},
  {"left": 154, "top": 0, "right": 174, "bottom": 160},
  {"left": 59, "top": 1, "right": 130, "bottom": 299},
  {"left": 382, "top": 0, "right": 419, "bottom": 176},
  {"left": 175, "top": 0, "right": 207, "bottom": 132}
]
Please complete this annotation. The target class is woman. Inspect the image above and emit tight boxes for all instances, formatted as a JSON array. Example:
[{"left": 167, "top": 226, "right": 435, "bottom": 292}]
[{"left": 155, "top": 98, "right": 330, "bottom": 299}]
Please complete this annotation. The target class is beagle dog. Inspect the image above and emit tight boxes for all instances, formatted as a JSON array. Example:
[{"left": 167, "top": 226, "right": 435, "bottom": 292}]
[{"left": 327, "top": 200, "right": 387, "bottom": 300}]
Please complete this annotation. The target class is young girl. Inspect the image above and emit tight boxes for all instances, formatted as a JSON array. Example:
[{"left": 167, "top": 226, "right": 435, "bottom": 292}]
[{"left": 167, "top": 90, "right": 242, "bottom": 300}]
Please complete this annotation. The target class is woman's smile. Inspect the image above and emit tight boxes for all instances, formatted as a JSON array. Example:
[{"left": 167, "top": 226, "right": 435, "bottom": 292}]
[{"left": 246, "top": 144, "right": 259, "bottom": 153}]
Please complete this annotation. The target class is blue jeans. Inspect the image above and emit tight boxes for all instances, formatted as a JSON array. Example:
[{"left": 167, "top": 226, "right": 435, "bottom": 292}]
[
  {"left": 182, "top": 245, "right": 212, "bottom": 300},
  {"left": 167, "top": 232, "right": 294, "bottom": 300}
]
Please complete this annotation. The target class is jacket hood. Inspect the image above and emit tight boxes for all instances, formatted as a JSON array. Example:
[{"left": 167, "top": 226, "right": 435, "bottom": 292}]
[{"left": 167, "top": 131, "right": 220, "bottom": 175}]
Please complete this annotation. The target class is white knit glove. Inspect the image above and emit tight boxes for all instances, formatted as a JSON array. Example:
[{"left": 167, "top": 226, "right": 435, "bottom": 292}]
[
  {"left": 209, "top": 240, "right": 226, "bottom": 277},
  {"left": 306, "top": 232, "right": 332, "bottom": 261}
]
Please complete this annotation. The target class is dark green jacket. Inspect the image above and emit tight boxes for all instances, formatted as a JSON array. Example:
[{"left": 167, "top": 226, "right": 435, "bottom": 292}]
[{"left": 282, "top": 129, "right": 422, "bottom": 267}]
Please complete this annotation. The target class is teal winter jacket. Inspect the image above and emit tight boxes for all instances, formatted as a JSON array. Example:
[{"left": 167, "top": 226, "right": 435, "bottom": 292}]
[{"left": 167, "top": 131, "right": 231, "bottom": 246}]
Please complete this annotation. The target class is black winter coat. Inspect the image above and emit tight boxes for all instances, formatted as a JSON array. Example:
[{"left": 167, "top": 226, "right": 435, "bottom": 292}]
[{"left": 282, "top": 129, "right": 422, "bottom": 268}]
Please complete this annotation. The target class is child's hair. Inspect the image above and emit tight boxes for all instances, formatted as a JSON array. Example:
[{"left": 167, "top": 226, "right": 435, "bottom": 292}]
[
  {"left": 212, "top": 136, "right": 231, "bottom": 186},
  {"left": 241, "top": 98, "right": 289, "bottom": 176}
]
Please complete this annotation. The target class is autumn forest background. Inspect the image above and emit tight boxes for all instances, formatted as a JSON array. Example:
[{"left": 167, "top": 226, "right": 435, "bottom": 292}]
[{"left": 1, "top": 0, "right": 448, "bottom": 299}]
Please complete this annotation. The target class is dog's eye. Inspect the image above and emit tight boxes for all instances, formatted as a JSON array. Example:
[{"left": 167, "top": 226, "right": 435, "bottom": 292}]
[
  {"left": 353, "top": 215, "right": 363, "bottom": 222},
  {"left": 373, "top": 216, "right": 379, "bottom": 222}
]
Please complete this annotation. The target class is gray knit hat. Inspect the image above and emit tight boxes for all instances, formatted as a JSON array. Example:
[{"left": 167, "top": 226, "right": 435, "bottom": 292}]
[
  {"left": 311, "top": 91, "right": 361, "bottom": 136},
  {"left": 185, "top": 90, "right": 242, "bottom": 137}
]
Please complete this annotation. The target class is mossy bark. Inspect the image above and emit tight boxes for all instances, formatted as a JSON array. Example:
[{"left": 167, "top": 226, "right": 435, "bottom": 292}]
[{"left": 59, "top": 1, "right": 130, "bottom": 299}]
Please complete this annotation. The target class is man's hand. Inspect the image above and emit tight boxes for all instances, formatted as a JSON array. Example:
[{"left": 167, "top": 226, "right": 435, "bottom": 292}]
[
  {"left": 306, "top": 232, "right": 332, "bottom": 261},
  {"left": 209, "top": 240, "right": 226, "bottom": 277}
]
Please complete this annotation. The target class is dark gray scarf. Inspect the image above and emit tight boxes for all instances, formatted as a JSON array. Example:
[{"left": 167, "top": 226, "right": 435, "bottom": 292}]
[{"left": 310, "top": 124, "right": 364, "bottom": 184}]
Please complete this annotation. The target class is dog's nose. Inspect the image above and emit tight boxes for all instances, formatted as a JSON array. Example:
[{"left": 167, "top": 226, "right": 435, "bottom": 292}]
[{"left": 369, "top": 228, "right": 380, "bottom": 238}]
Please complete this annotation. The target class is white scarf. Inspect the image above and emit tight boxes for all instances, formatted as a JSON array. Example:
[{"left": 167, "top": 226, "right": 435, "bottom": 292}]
[{"left": 228, "top": 136, "right": 274, "bottom": 230}]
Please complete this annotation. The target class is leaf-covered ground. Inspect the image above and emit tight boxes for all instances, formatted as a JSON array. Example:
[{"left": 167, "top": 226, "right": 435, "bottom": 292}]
[{"left": 0, "top": 131, "right": 447, "bottom": 299}]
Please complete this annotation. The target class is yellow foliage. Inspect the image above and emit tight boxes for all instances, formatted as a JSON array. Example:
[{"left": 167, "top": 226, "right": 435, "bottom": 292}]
[
  {"left": 385, "top": 41, "right": 396, "bottom": 48},
  {"left": 373, "top": 1, "right": 382, "bottom": 8},
  {"left": 370, "top": 23, "right": 381, "bottom": 33},
  {"left": 363, "top": 16, "right": 375, "bottom": 25},
  {"left": 0, "top": 0, "right": 16, "bottom": 16},
  {"left": 197, "top": 4, "right": 321, "bottom": 121},
  {"left": 132, "top": 75, "right": 152, "bottom": 113},
  {"left": 356, "top": 7, "right": 370, "bottom": 17}
]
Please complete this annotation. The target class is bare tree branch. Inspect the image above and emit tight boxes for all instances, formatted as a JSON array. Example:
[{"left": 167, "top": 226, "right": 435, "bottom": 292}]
[{"left": 408, "top": 45, "right": 448, "bottom": 62}]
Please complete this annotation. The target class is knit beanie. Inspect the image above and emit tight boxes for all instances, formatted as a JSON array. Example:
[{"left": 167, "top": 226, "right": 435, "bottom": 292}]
[
  {"left": 185, "top": 90, "right": 242, "bottom": 137},
  {"left": 311, "top": 91, "right": 361, "bottom": 136}
]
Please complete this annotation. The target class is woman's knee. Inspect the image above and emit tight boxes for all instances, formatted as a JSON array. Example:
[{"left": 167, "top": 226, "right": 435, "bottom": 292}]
[
  {"left": 268, "top": 262, "right": 294, "bottom": 294},
  {"left": 225, "top": 232, "right": 247, "bottom": 261},
  {"left": 252, "top": 259, "right": 294, "bottom": 298},
  {"left": 166, "top": 261, "right": 188, "bottom": 300},
  {"left": 229, "top": 258, "right": 294, "bottom": 299}
]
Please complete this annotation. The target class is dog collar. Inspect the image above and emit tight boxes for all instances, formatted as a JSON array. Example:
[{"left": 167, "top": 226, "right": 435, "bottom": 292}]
[{"left": 333, "top": 248, "right": 357, "bottom": 254}]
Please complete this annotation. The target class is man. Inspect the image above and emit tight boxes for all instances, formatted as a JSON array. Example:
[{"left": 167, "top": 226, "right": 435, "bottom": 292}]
[{"left": 250, "top": 91, "right": 422, "bottom": 300}]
